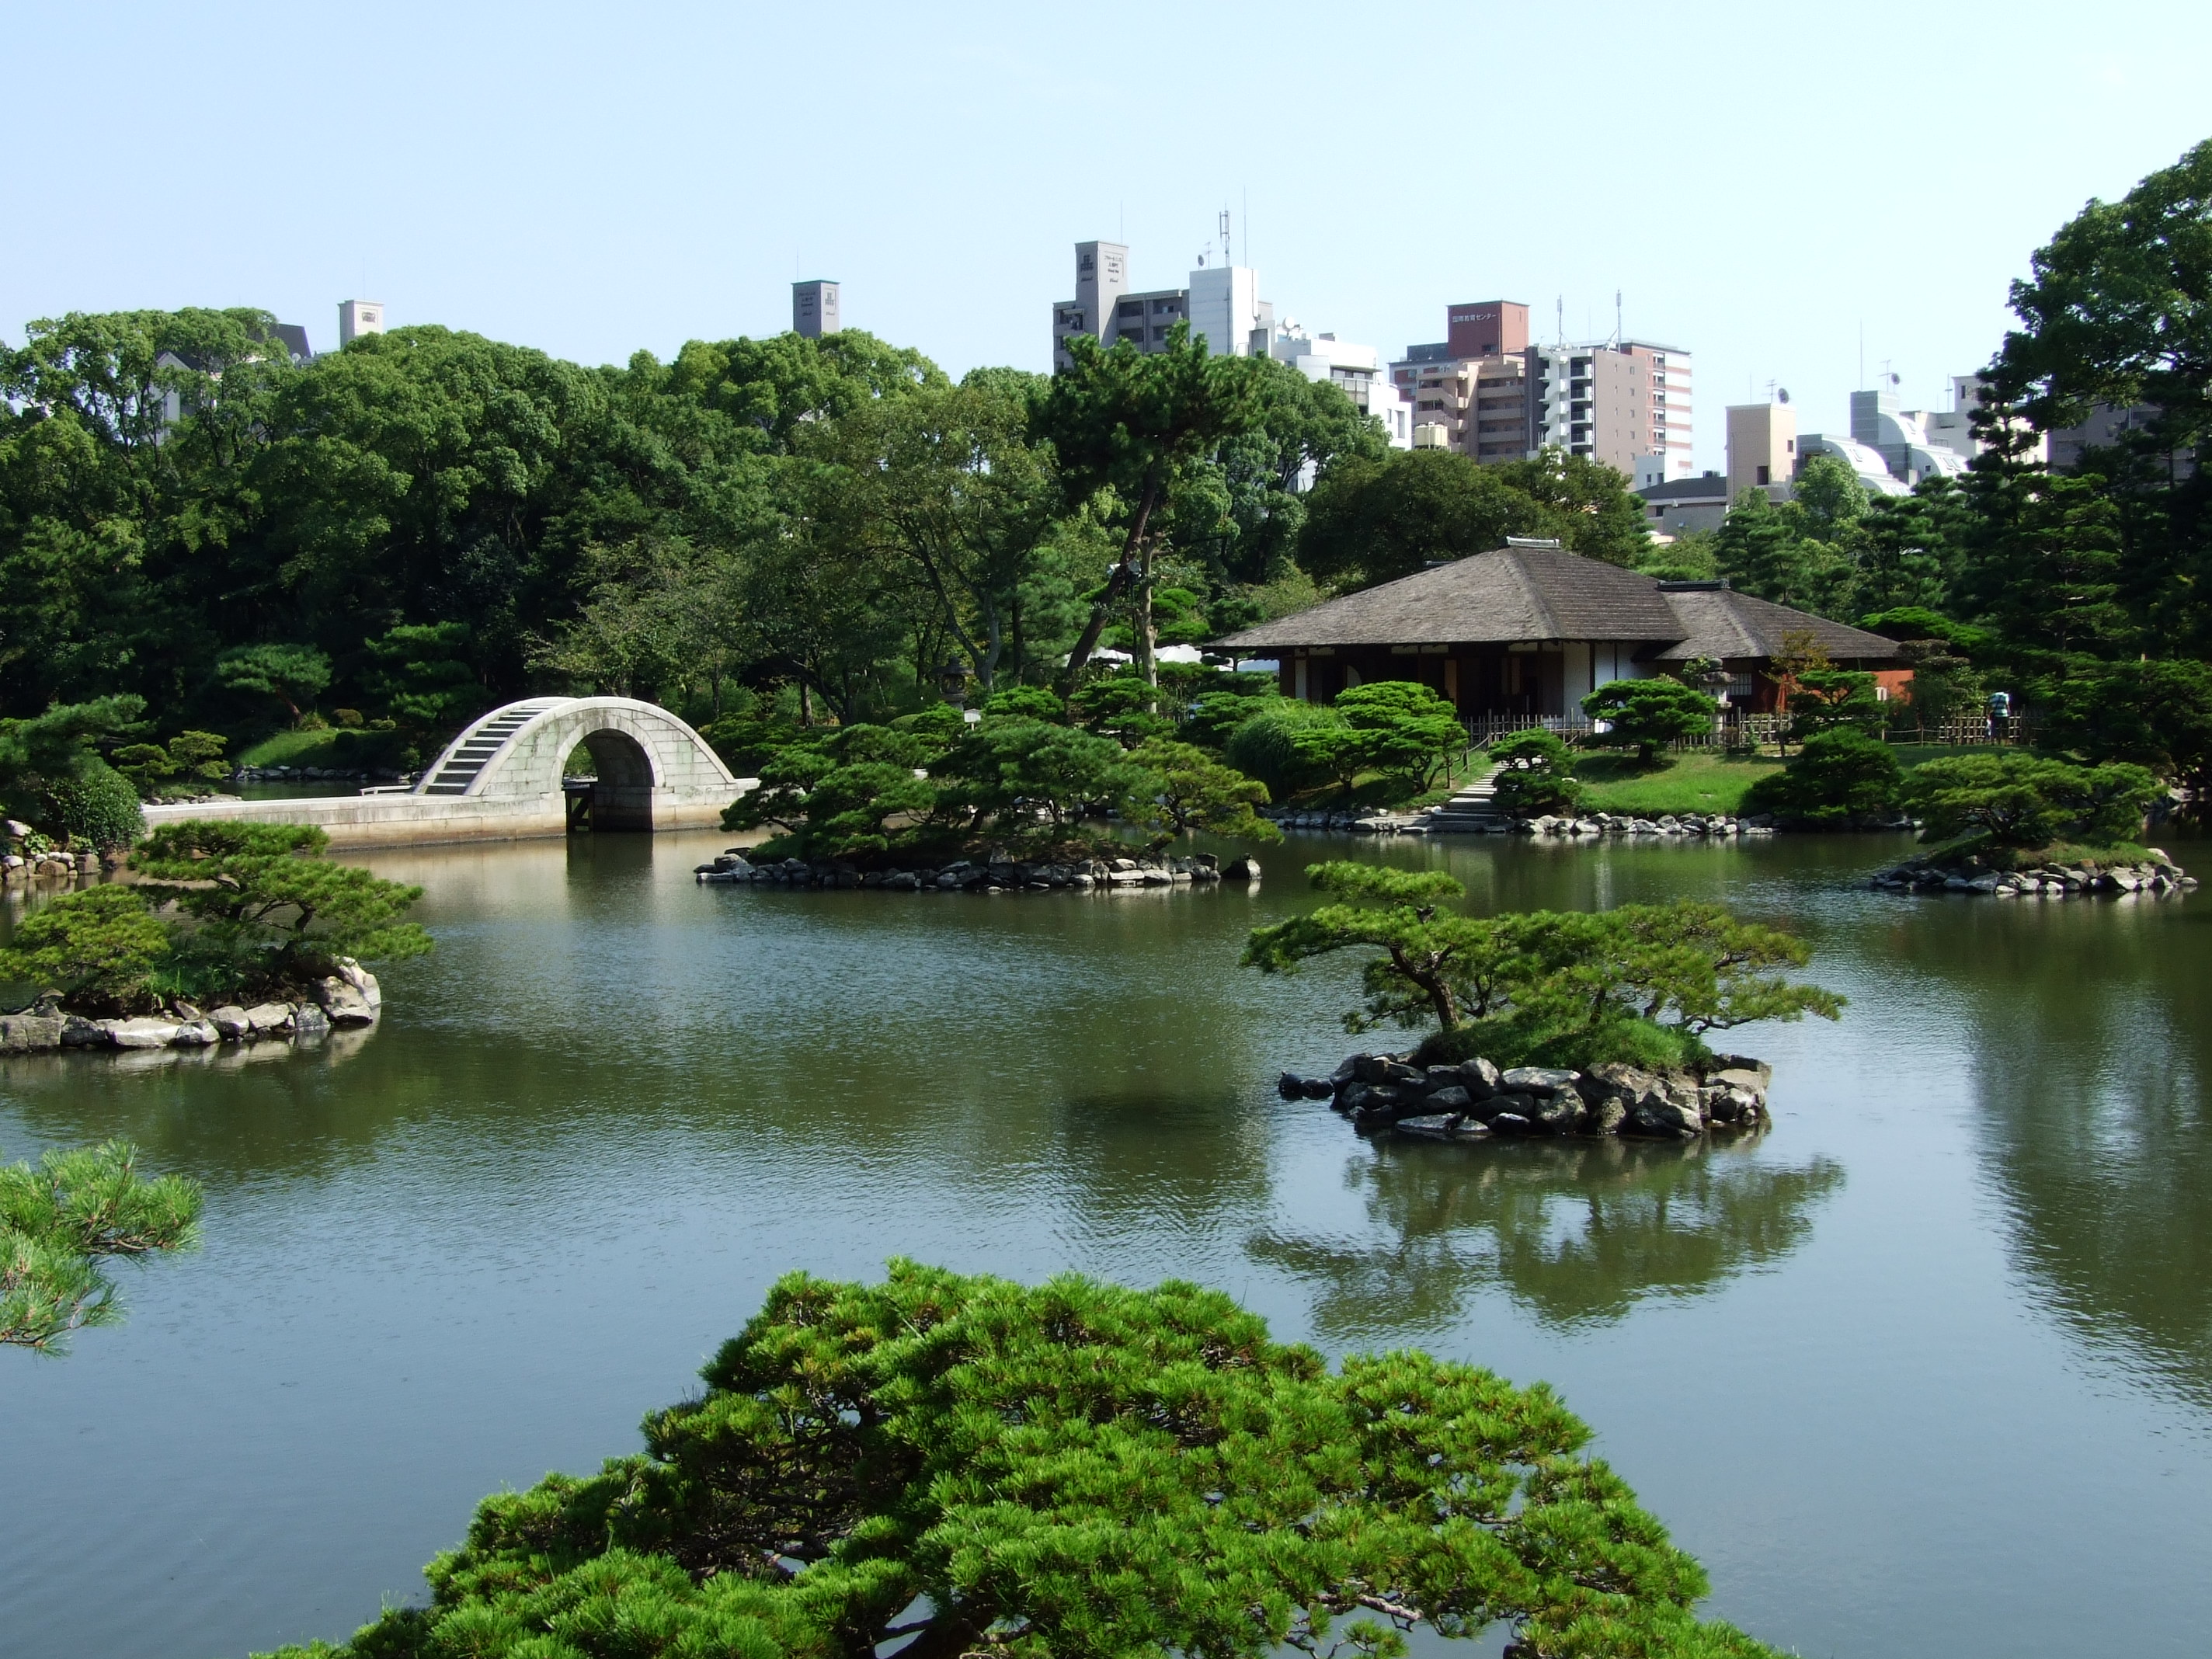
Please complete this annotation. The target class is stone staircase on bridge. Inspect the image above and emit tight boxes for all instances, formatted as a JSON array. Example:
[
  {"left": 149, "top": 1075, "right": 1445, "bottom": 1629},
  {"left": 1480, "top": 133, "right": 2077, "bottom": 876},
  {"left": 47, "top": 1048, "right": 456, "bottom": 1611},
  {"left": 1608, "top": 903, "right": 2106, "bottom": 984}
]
[{"left": 419, "top": 701, "right": 565, "bottom": 796}]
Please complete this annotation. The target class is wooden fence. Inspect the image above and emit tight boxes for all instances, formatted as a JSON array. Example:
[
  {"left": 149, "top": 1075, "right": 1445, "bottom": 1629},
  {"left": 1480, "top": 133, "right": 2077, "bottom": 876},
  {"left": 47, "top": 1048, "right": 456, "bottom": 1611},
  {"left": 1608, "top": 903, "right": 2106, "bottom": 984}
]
[{"left": 1465, "top": 709, "right": 2030, "bottom": 753}]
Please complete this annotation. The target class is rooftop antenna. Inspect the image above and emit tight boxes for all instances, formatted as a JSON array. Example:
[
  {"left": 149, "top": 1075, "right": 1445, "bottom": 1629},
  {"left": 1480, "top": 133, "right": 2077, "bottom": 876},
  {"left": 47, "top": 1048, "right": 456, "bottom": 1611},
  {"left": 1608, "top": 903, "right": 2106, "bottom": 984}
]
[
  {"left": 1613, "top": 288, "right": 1622, "bottom": 346},
  {"left": 1556, "top": 295, "right": 1563, "bottom": 346},
  {"left": 1219, "top": 206, "right": 1232, "bottom": 267}
]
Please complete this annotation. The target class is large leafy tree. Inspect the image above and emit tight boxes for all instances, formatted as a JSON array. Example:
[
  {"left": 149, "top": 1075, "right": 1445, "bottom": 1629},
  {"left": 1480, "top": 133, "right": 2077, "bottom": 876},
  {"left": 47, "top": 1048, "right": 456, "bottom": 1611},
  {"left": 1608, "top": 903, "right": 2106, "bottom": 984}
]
[
  {"left": 802, "top": 372, "right": 1059, "bottom": 695},
  {"left": 1296, "top": 447, "right": 1550, "bottom": 590},
  {"left": 0, "top": 308, "right": 294, "bottom": 710},
  {"left": 1984, "top": 137, "right": 2212, "bottom": 457},
  {"left": 1038, "top": 324, "right": 1258, "bottom": 690},
  {"left": 1487, "top": 448, "right": 1652, "bottom": 567},
  {"left": 1163, "top": 356, "right": 1387, "bottom": 587},
  {"left": 250, "top": 326, "right": 615, "bottom": 695},
  {"left": 2043, "top": 656, "right": 2212, "bottom": 797},
  {"left": 1967, "top": 139, "right": 2212, "bottom": 659},
  {"left": 255, "top": 1264, "right": 1785, "bottom": 1659}
]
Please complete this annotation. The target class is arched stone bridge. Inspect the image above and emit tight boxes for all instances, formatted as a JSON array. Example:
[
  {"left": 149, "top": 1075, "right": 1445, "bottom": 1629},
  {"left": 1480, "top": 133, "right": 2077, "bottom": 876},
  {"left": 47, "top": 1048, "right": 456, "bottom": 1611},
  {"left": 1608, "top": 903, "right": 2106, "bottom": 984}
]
[{"left": 144, "top": 697, "right": 755, "bottom": 849}]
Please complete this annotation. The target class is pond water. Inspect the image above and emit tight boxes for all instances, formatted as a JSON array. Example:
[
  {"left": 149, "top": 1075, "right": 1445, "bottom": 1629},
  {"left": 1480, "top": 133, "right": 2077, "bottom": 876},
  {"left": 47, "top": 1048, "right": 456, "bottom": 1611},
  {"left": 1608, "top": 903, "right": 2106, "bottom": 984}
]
[{"left": 4, "top": 826, "right": 2210, "bottom": 1658}]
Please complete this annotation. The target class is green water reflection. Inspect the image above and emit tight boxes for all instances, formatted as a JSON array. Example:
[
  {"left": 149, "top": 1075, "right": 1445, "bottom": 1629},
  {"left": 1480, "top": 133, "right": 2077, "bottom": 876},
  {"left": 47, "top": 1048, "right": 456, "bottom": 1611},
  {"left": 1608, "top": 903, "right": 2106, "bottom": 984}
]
[
  {"left": 1252, "top": 1132, "right": 1845, "bottom": 1341},
  {"left": 5, "top": 826, "right": 2212, "bottom": 1659}
]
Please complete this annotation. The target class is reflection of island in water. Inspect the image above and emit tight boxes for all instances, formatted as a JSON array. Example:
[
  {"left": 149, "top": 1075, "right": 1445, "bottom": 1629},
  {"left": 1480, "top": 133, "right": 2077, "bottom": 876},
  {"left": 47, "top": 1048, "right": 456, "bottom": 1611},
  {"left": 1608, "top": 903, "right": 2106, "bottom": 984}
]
[
  {"left": 1250, "top": 1134, "right": 1844, "bottom": 1342},
  {"left": 1888, "top": 900, "right": 2212, "bottom": 1411}
]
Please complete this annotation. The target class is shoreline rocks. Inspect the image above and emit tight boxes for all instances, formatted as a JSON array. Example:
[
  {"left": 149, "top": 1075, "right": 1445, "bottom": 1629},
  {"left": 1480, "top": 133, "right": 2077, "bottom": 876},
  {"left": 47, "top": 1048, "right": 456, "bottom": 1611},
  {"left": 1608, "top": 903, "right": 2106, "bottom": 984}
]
[
  {"left": 1264, "top": 805, "right": 1915, "bottom": 840},
  {"left": 229, "top": 764, "right": 405, "bottom": 785},
  {"left": 697, "top": 850, "right": 1262, "bottom": 891},
  {"left": 1869, "top": 847, "right": 2196, "bottom": 897},
  {"left": 0, "top": 959, "right": 381, "bottom": 1056},
  {"left": 1275, "top": 1049, "right": 1771, "bottom": 1143}
]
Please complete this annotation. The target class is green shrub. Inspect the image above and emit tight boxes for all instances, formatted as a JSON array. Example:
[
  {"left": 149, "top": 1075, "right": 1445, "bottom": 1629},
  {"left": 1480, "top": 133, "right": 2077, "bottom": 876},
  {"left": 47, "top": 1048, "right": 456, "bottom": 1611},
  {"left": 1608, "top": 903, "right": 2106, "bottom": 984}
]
[
  {"left": 979, "top": 684, "right": 1065, "bottom": 722},
  {"left": 1412, "top": 1013, "right": 1711, "bottom": 1074},
  {"left": 42, "top": 762, "right": 145, "bottom": 851},
  {"left": 1224, "top": 701, "right": 1351, "bottom": 797},
  {"left": 111, "top": 732, "right": 230, "bottom": 800},
  {"left": 129, "top": 821, "right": 432, "bottom": 998},
  {"left": 1336, "top": 680, "right": 1462, "bottom": 788},
  {"left": 0, "top": 885, "right": 170, "bottom": 1014},
  {"left": 1901, "top": 752, "right": 2162, "bottom": 847},
  {"left": 1741, "top": 729, "right": 1903, "bottom": 825},
  {"left": 1581, "top": 679, "right": 1717, "bottom": 761},
  {"left": 1182, "top": 688, "right": 1281, "bottom": 750},
  {"left": 1486, "top": 729, "right": 1586, "bottom": 816},
  {"left": 1125, "top": 739, "right": 1280, "bottom": 844}
]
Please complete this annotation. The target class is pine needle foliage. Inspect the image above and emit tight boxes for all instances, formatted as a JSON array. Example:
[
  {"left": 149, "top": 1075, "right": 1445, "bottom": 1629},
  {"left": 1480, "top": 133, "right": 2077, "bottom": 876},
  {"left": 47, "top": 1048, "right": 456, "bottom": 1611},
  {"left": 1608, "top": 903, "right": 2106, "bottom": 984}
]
[
  {"left": 1243, "top": 864, "right": 1842, "bottom": 1054},
  {"left": 1, "top": 1139, "right": 201, "bottom": 1353},
  {"left": 255, "top": 1263, "right": 1782, "bottom": 1659}
]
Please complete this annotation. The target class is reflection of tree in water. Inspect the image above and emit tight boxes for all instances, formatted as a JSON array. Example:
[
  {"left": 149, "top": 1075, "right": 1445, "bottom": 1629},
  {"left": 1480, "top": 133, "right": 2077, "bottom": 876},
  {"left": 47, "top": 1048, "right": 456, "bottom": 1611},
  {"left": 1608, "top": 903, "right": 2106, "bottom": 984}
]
[
  {"left": 1885, "top": 900, "right": 2212, "bottom": 1409},
  {"left": 1250, "top": 1135, "right": 1844, "bottom": 1343}
]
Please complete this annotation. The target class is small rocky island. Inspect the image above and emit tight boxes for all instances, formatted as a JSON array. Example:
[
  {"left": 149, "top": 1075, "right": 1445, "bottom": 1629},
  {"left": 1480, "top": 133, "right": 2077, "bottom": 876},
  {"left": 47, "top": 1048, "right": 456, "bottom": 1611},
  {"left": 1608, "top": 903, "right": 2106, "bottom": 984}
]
[
  {"left": 1278, "top": 1050, "right": 1771, "bottom": 1142},
  {"left": 0, "top": 960, "right": 383, "bottom": 1054},
  {"left": 698, "top": 850, "right": 1262, "bottom": 891},
  {"left": 1869, "top": 848, "right": 2194, "bottom": 896}
]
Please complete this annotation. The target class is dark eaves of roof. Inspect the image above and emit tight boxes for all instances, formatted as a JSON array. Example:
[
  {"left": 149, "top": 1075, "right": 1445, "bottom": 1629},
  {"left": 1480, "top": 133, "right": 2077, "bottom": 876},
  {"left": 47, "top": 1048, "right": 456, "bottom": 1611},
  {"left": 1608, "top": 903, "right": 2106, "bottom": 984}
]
[{"left": 1215, "top": 544, "right": 1685, "bottom": 651}]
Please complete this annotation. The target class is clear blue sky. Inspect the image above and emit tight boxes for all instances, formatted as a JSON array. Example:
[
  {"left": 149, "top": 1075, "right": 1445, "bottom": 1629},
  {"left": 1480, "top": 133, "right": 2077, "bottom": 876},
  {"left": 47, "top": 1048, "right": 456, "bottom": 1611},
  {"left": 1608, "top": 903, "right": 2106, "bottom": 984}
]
[{"left": 6, "top": 1, "right": 2207, "bottom": 472}]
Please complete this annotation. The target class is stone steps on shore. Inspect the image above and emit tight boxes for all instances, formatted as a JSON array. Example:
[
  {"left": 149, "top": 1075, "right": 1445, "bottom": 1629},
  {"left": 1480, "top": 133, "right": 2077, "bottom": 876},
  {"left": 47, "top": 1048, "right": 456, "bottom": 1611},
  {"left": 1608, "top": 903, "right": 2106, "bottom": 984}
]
[{"left": 1421, "top": 763, "right": 1508, "bottom": 833}]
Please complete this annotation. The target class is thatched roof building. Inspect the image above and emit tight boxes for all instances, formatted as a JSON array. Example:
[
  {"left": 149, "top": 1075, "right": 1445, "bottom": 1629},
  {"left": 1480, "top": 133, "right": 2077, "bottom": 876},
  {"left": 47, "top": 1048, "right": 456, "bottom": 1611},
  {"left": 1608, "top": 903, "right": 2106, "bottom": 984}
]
[{"left": 1216, "top": 540, "right": 1901, "bottom": 718}]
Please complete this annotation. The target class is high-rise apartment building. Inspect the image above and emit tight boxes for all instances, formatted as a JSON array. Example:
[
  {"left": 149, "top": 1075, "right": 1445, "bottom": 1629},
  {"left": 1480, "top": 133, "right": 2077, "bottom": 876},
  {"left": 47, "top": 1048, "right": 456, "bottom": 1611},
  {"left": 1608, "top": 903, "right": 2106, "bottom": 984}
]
[
  {"left": 793, "top": 280, "right": 840, "bottom": 338},
  {"left": 1446, "top": 300, "right": 1529, "bottom": 360},
  {"left": 1051, "top": 240, "right": 1275, "bottom": 370},
  {"left": 337, "top": 299, "right": 384, "bottom": 346},
  {"left": 1525, "top": 340, "right": 1692, "bottom": 481},
  {"left": 1391, "top": 303, "right": 1690, "bottom": 479}
]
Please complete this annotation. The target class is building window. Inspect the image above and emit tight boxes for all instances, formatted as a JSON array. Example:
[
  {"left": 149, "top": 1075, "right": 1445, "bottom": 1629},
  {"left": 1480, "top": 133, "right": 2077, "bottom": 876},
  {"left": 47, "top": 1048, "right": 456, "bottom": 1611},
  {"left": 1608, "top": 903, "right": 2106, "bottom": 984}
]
[{"left": 1756, "top": 465, "right": 1770, "bottom": 485}]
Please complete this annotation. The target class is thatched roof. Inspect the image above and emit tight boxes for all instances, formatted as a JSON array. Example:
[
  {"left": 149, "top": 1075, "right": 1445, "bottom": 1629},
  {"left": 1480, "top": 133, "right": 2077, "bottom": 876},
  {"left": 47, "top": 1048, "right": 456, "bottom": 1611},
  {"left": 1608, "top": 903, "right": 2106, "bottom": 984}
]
[
  {"left": 1647, "top": 586, "right": 1900, "bottom": 664},
  {"left": 1216, "top": 544, "right": 1900, "bottom": 664},
  {"left": 1218, "top": 544, "right": 1680, "bottom": 649}
]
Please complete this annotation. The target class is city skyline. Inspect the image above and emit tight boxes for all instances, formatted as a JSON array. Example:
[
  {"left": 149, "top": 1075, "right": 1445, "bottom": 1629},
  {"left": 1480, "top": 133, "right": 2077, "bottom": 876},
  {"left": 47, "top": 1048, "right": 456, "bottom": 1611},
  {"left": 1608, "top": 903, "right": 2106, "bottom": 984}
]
[{"left": 5, "top": 2, "right": 2208, "bottom": 475}]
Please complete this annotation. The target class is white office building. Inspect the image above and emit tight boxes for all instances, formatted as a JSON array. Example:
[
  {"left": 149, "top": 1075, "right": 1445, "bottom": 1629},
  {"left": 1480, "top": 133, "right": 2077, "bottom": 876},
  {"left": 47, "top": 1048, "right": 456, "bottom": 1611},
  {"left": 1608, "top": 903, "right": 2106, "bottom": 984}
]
[
  {"left": 338, "top": 300, "right": 385, "bottom": 346},
  {"left": 1052, "top": 240, "right": 1278, "bottom": 368},
  {"left": 1271, "top": 325, "right": 1414, "bottom": 448}
]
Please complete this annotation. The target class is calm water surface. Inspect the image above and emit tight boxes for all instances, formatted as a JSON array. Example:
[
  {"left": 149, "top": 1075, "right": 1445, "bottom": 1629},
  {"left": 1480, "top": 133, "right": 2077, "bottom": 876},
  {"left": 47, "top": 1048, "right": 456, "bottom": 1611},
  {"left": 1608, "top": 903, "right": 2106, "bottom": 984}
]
[{"left": 5, "top": 827, "right": 2210, "bottom": 1657}]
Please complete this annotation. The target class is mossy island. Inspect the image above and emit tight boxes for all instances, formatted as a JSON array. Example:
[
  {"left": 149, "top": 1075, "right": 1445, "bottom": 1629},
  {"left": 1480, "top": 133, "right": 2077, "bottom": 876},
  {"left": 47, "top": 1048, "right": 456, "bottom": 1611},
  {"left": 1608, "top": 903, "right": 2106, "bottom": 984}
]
[
  {"left": 1242, "top": 861, "right": 1838, "bottom": 1144},
  {"left": 0, "top": 821, "right": 430, "bottom": 1055}
]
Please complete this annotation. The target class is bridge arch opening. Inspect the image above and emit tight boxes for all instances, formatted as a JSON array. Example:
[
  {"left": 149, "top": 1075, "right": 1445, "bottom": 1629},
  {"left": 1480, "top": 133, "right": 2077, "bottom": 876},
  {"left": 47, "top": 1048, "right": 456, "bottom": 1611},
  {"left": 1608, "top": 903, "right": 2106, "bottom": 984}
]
[{"left": 571, "top": 727, "right": 657, "bottom": 832}]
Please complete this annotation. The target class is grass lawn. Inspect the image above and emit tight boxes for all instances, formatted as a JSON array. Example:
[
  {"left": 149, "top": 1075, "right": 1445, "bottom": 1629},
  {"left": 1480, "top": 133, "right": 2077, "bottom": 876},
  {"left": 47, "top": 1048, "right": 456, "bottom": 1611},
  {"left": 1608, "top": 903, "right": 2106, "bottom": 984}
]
[
  {"left": 236, "top": 725, "right": 412, "bottom": 770},
  {"left": 235, "top": 728, "right": 341, "bottom": 767},
  {"left": 1570, "top": 751, "right": 1782, "bottom": 816},
  {"left": 1282, "top": 748, "right": 1494, "bottom": 812}
]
